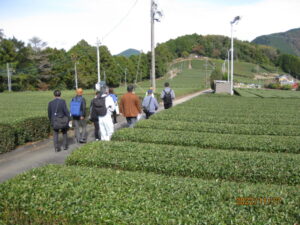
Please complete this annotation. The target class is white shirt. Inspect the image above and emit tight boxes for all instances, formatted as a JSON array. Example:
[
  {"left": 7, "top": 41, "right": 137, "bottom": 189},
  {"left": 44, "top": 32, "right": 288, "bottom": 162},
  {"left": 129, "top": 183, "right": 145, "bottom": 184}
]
[{"left": 100, "top": 94, "right": 115, "bottom": 117}]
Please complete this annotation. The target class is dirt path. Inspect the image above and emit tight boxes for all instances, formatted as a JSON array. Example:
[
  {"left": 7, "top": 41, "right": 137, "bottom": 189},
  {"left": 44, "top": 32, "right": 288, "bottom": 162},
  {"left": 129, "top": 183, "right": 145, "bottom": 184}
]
[{"left": 0, "top": 89, "right": 212, "bottom": 183}]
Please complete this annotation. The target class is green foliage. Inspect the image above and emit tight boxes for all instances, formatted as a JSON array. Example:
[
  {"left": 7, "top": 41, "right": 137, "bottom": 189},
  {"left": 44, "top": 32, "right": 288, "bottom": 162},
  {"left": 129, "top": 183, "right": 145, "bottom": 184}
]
[
  {"left": 210, "top": 68, "right": 224, "bottom": 90},
  {"left": 252, "top": 28, "right": 300, "bottom": 57},
  {"left": 0, "top": 124, "right": 15, "bottom": 154},
  {"left": 112, "top": 127, "right": 300, "bottom": 153},
  {"left": 12, "top": 116, "right": 50, "bottom": 146},
  {"left": 0, "top": 165, "right": 299, "bottom": 224},
  {"left": 67, "top": 141, "right": 300, "bottom": 185},
  {"left": 235, "top": 88, "right": 300, "bottom": 98},
  {"left": 277, "top": 54, "right": 300, "bottom": 78},
  {"left": 136, "top": 119, "right": 300, "bottom": 136}
]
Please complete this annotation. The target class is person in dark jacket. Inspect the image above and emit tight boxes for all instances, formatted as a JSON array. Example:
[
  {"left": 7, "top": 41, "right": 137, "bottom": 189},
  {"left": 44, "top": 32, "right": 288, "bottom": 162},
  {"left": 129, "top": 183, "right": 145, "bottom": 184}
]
[
  {"left": 48, "top": 90, "right": 70, "bottom": 152},
  {"left": 89, "top": 91, "right": 101, "bottom": 141},
  {"left": 71, "top": 88, "right": 87, "bottom": 143}
]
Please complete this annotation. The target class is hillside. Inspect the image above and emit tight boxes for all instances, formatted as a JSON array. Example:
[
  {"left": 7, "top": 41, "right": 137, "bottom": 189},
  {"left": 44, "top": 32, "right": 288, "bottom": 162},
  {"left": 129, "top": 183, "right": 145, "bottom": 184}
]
[
  {"left": 252, "top": 28, "right": 300, "bottom": 57},
  {"left": 117, "top": 48, "right": 141, "bottom": 57}
]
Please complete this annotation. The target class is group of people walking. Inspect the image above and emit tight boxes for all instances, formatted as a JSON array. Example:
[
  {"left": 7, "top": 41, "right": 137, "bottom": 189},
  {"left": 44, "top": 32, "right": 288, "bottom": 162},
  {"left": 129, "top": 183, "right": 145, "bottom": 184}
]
[{"left": 47, "top": 82, "right": 175, "bottom": 152}]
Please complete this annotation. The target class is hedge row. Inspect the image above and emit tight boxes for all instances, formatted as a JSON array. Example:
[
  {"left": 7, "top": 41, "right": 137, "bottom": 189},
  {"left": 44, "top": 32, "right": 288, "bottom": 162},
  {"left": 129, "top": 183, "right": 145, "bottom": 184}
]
[
  {"left": 0, "top": 165, "right": 299, "bottom": 224},
  {"left": 151, "top": 111, "right": 299, "bottom": 125},
  {"left": 112, "top": 128, "right": 300, "bottom": 153},
  {"left": 66, "top": 141, "right": 300, "bottom": 185},
  {"left": 136, "top": 119, "right": 300, "bottom": 136},
  {"left": 0, "top": 124, "right": 15, "bottom": 154},
  {"left": 167, "top": 105, "right": 300, "bottom": 119},
  {"left": 0, "top": 116, "right": 50, "bottom": 154}
]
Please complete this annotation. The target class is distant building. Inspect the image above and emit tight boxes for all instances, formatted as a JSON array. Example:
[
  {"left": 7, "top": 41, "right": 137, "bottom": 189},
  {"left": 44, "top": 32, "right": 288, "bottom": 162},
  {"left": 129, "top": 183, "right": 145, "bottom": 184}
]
[{"left": 276, "top": 75, "right": 295, "bottom": 85}]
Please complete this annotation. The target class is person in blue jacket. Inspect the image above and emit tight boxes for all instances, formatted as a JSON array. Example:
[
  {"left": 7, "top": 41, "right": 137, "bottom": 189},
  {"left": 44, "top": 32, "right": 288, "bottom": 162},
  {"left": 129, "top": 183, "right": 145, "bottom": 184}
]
[{"left": 142, "top": 89, "right": 159, "bottom": 119}]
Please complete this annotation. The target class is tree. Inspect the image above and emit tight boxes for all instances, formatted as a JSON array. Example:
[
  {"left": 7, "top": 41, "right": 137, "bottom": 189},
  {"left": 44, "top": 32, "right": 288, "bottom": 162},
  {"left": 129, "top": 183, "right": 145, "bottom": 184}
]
[{"left": 29, "top": 36, "right": 47, "bottom": 52}]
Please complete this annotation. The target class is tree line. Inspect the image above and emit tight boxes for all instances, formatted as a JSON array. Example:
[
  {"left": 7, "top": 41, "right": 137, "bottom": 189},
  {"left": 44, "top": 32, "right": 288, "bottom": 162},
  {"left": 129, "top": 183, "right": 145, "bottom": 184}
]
[{"left": 1, "top": 29, "right": 300, "bottom": 92}]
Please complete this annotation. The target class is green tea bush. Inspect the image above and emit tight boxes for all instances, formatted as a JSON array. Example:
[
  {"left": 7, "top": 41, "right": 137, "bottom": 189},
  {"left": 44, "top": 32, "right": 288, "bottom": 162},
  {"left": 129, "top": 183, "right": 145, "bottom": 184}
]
[
  {"left": 12, "top": 116, "right": 50, "bottom": 145},
  {"left": 136, "top": 119, "right": 300, "bottom": 136},
  {"left": 66, "top": 141, "right": 300, "bottom": 185},
  {"left": 0, "top": 124, "right": 15, "bottom": 154},
  {"left": 0, "top": 165, "right": 299, "bottom": 224},
  {"left": 112, "top": 128, "right": 300, "bottom": 153}
]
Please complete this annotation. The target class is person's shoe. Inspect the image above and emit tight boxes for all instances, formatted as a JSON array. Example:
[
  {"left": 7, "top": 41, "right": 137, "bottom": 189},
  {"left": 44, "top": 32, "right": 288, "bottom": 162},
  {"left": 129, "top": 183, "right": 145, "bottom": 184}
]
[
  {"left": 95, "top": 139, "right": 100, "bottom": 141},
  {"left": 63, "top": 146, "right": 68, "bottom": 150},
  {"left": 55, "top": 147, "right": 61, "bottom": 152},
  {"left": 79, "top": 139, "right": 86, "bottom": 143}
]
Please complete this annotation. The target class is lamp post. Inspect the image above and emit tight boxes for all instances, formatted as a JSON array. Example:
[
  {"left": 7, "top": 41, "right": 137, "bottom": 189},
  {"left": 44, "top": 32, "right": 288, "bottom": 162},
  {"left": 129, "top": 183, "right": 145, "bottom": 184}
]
[{"left": 230, "top": 16, "right": 240, "bottom": 95}]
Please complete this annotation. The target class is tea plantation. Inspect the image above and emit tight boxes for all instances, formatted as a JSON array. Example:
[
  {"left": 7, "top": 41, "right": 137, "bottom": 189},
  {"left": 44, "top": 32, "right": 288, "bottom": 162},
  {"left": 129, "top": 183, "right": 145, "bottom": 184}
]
[
  {"left": 0, "top": 59, "right": 209, "bottom": 154},
  {"left": 1, "top": 94, "right": 299, "bottom": 224}
]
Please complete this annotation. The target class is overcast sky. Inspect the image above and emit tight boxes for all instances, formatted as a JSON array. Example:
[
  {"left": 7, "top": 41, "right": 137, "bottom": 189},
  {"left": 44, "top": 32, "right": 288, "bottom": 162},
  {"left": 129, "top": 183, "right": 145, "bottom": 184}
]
[{"left": 0, "top": 0, "right": 299, "bottom": 55}]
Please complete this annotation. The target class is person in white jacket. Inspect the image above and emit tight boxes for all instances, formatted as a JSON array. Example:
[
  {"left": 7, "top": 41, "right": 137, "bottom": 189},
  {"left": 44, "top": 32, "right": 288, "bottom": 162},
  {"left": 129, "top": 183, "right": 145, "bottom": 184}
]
[{"left": 98, "top": 87, "right": 115, "bottom": 141}]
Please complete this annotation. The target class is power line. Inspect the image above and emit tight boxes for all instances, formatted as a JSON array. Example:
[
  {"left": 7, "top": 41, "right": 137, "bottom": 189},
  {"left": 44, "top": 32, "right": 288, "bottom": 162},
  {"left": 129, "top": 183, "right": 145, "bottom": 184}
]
[{"left": 102, "top": 0, "right": 139, "bottom": 40}]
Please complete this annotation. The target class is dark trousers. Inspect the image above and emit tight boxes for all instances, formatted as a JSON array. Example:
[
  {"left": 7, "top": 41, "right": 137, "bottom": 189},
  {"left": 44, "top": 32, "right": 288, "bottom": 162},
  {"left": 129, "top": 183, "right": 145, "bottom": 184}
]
[
  {"left": 53, "top": 128, "right": 68, "bottom": 149},
  {"left": 126, "top": 117, "right": 137, "bottom": 128},
  {"left": 93, "top": 121, "right": 100, "bottom": 140},
  {"left": 164, "top": 103, "right": 172, "bottom": 109},
  {"left": 112, "top": 110, "right": 117, "bottom": 124},
  {"left": 145, "top": 112, "right": 154, "bottom": 119}
]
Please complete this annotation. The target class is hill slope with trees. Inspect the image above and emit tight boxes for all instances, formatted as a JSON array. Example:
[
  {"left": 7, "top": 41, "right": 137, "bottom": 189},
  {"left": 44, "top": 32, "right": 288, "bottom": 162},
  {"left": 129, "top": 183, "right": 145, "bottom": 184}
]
[
  {"left": 252, "top": 28, "right": 300, "bottom": 57},
  {"left": 1, "top": 28, "right": 300, "bottom": 92}
]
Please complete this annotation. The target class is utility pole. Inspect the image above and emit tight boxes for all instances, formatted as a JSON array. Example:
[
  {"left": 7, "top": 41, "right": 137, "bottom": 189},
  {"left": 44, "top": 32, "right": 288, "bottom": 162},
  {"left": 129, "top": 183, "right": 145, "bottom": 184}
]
[
  {"left": 150, "top": 0, "right": 162, "bottom": 89},
  {"left": 151, "top": 0, "right": 155, "bottom": 89},
  {"left": 230, "top": 16, "right": 240, "bottom": 95},
  {"left": 96, "top": 38, "right": 101, "bottom": 84},
  {"left": 6, "top": 63, "right": 11, "bottom": 92},
  {"left": 205, "top": 59, "right": 208, "bottom": 87},
  {"left": 74, "top": 62, "right": 78, "bottom": 89},
  {"left": 104, "top": 71, "right": 106, "bottom": 82}
]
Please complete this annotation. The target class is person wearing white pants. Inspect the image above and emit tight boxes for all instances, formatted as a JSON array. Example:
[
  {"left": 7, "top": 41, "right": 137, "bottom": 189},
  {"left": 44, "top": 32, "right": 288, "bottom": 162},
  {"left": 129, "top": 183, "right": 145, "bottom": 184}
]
[{"left": 98, "top": 89, "right": 115, "bottom": 141}]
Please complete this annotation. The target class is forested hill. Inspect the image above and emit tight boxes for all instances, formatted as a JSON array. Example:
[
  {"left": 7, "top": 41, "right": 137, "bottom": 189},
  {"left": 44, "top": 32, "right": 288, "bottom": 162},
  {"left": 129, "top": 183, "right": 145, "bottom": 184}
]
[
  {"left": 252, "top": 28, "right": 300, "bottom": 57},
  {"left": 117, "top": 48, "right": 140, "bottom": 57},
  {"left": 1, "top": 31, "right": 300, "bottom": 92}
]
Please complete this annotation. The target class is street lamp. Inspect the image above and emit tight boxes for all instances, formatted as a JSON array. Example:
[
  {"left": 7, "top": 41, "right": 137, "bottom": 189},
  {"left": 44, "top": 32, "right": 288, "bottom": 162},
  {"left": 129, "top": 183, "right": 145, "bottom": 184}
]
[{"left": 230, "top": 16, "right": 241, "bottom": 95}]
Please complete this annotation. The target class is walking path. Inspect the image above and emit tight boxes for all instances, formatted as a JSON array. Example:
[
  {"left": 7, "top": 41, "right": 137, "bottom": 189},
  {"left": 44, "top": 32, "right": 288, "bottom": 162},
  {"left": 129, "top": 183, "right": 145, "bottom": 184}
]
[{"left": 0, "top": 89, "right": 212, "bottom": 183}]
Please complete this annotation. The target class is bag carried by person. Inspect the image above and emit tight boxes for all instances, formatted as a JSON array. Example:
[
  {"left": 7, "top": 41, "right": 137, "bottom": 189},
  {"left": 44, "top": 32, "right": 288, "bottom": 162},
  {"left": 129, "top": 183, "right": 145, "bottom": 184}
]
[
  {"left": 143, "top": 97, "right": 152, "bottom": 114},
  {"left": 93, "top": 96, "right": 107, "bottom": 117},
  {"left": 52, "top": 101, "right": 69, "bottom": 129},
  {"left": 163, "top": 90, "right": 172, "bottom": 105},
  {"left": 70, "top": 96, "right": 83, "bottom": 117},
  {"left": 115, "top": 103, "right": 120, "bottom": 115}
]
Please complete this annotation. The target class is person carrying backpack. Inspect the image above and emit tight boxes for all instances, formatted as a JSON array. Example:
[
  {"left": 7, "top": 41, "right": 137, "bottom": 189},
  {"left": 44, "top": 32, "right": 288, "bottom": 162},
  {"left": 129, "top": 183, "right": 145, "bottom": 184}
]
[
  {"left": 70, "top": 88, "right": 87, "bottom": 143},
  {"left": 142, "top": 89, "right": 159, "bottom": 119},
  {"left": 89, "top": 91, "right": 101, "bottom": 141},
  {"left": 92, "top": 87, "right": 115, "bottom": 141},
  {"left": 160, "top": 82, "right": 175, "bottom": 109}
]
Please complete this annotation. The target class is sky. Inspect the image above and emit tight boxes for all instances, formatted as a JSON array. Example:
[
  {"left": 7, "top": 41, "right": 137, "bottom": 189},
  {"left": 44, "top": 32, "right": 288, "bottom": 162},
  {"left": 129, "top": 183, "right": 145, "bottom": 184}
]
[{"left": 0, "top": 0, "right": 299, "bottom": 55}]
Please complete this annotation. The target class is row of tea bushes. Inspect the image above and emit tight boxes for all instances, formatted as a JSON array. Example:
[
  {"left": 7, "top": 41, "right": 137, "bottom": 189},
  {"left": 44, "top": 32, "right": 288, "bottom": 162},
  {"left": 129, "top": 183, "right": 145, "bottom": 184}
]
[
  {"left": 66, "top": 141, "right": 300, "bottom": 185},
  {"left": 0, "top": 116, "right": 50, "bottom": 154},
  {"left": 0, "top": 165, "right": 299, "bottom": 224},
  {"left": 152, "top": 111, "right": 300, "bottom": 126},
  {"left": 136, "top": 119, "right": 300, "bottom": 136},
  {"left": 112, "top": 128, "right": 300, "bottom": 154}
]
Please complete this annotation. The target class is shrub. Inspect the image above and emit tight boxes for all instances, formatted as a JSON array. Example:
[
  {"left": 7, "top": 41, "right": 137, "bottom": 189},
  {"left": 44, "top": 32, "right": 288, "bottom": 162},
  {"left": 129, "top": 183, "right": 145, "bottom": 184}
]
[
  {"left": 112, "top": 128, "right": 300, "bottom": 153},
  {"left": 0, "top": 124, "right": 15, "bottom": 154},
  {"left": 67, "top": 141, "right": 300, "bottom": 185},
  {"left": 12, "top": 116, "right": 50, "bottom": 146},
  {"left": 0, "top": 165, "right": 299, "bottom": 224}
]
